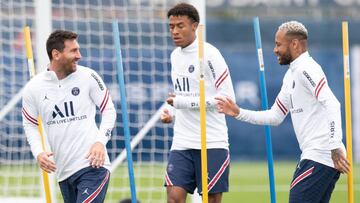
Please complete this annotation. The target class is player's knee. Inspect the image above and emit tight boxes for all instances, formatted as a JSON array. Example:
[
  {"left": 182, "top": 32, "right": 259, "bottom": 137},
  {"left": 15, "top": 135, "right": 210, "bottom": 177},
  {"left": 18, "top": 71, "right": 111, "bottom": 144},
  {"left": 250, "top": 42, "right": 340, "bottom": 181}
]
[
  {"left": 166, "top": 186, "right": 186, "bottom": 203},
  {"left": 208, "top": 193, "right": 222, "bottom": 203}
]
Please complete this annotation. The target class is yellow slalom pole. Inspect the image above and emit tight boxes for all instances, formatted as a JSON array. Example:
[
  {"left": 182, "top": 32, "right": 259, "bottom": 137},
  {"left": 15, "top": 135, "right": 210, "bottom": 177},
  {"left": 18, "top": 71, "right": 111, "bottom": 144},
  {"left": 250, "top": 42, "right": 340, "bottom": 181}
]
[
  {"left": 198, "top": 25, "right": 208, "bottom": 203},
  {"left": 24, "top": 26, "right": 52, "bottom": 203},
  {"left": 342, "top": 21, "right": 354, "bottom": 203}
]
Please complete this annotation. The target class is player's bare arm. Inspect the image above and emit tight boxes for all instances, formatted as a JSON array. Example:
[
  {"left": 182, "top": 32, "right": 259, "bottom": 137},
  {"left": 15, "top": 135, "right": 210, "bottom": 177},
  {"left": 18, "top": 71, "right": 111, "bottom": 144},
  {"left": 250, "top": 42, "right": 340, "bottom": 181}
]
[
  {"left": 86, "top": 142, "right": 106, "bottom": 168},
  {"left": 37, "top": 151, "right": 56, "bottom": 173},
  {"left": 215, "top": 96, "right": 240, "bottom": 117},
  {"left": 331, "top": 148, "right": 350, "bottom": 174}
]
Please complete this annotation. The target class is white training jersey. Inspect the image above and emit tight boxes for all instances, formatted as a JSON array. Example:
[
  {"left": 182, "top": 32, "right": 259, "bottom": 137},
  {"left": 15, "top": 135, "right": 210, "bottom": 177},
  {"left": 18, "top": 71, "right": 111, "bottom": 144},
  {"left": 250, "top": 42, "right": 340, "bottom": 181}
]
[
  {"left": 170, "top": 38, "right": 235, "bottom": 150},
  {"left": 22, "top": 65, "right": 116, "bottom": 181},
  {"left": 236, "top": 52, "right": 345, "bottom": 168}
]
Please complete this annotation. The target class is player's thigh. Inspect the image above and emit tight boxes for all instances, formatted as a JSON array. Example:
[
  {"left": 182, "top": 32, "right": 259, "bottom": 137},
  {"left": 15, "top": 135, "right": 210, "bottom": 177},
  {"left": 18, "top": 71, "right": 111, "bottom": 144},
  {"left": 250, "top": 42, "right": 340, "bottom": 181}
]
[
  {"left": 164, "top": 150, "right": 197, "bottom": 194},
  {"left": 194, "top": 149, "right": 230, "bottom": 195},
  {"left": 289, "top": 159, "right": 340, "bottom": 203},
  {"left": 76, "top": 167, "right": 110, "bottom": 203},
  {"left": 59, "top": 178, "right": 77, "bottom": 203}
]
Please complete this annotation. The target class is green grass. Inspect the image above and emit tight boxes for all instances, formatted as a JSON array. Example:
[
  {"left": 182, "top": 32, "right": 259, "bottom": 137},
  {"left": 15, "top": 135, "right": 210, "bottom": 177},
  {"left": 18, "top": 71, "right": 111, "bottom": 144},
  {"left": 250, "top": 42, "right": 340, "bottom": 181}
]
[
  {"left": 1, "top": 162, "right": 359, "bottom": 202},
  {"left": 222, "top": 162, "right": 360, "bottom": 203}
]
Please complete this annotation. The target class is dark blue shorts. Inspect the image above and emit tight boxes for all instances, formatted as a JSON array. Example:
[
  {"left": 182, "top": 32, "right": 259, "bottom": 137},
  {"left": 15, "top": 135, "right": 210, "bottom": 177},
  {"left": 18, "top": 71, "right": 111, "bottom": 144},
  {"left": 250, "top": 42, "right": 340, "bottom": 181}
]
[
  {"left": 59, "top": 166, "right": 110, "bottom": 203},
  {"left": 289, "top": 159, "right": 340, "bottom": 203},
  {"left": 164, "top": 149, "right": 230, "bottom": 195}
]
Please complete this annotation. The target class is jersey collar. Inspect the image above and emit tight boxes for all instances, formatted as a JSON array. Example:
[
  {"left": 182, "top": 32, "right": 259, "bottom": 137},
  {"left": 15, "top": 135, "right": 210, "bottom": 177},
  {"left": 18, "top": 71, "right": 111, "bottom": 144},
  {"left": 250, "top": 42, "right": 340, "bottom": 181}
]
[
  {"left": 43, "top": 66, "right": 79, "bottom": 81},
  {"left": 44, "top": 69, "right": 59, "bottom": 81},
  {"left": 181, "top": 37, "right": 198, "bottom": 53},
  {"left": 290, "top": 51, "right": 310, "bottom": 71}
]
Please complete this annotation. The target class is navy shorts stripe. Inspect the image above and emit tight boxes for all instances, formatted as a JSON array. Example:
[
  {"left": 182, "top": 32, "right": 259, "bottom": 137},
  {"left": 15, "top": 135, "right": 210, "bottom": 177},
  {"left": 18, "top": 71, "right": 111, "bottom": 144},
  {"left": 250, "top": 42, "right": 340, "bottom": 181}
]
[
  {"left": 289, "top": 159, "right": 340, "bottom": 203},
  {"left": 59, "top": 167, "right": 110, "bottom": 203},
  {"left": 164, "top": 149, "right": 230, "bottom": 195}
]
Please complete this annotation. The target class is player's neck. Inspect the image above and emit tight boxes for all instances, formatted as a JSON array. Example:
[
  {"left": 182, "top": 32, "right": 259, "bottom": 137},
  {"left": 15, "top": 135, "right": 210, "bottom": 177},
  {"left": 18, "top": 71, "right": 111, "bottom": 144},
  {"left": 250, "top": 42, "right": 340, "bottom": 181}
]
[{"left": 48, "top": 62, "right": 70, "bottom": 80}]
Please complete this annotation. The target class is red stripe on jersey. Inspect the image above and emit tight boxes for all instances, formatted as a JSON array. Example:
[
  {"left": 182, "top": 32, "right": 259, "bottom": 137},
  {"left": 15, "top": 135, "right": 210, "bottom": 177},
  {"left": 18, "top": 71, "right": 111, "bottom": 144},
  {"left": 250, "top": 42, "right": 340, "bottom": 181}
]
[
  {"left": 100, "top": 90, "right": 109, "bottom": 113},
  {"left": 315, "top": 78, "right": 325, "bottom": 95},
  {"left": 316, "top": 80, "right": 326, "bottom": 99},
  {"left": 208, "top": 153, "right": 230, "bottom": 192},
  {"left": 215, "top": 69, "right": 228, "bottom": 88},
  {"left": 165, "top": 172, "right": 173, "bottom": 186},
  {"left": 82, "top": 171, "right": 110, "bottom": 203},
  {"left": 215, "top": 72, "right": 229, "bottom": 89},
  {"left": 290, "top": 166, "right": 314, "bottom": 190},
  {"left": 22, "top": 108, "right": 38, "bottom": 126},
  {"left": 276, "top": 98, "right": 287, "bottom": 115}
]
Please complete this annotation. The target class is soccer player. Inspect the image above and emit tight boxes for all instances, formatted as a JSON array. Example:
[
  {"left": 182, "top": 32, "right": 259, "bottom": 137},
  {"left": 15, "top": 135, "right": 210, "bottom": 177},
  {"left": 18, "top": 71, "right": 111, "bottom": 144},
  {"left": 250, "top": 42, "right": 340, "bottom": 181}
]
[
  {"left": 216, "top": 21, "right": 350, "bottom": 203},
  {"left": 160, "top": 3, "right": 235, "bottom": 203},
  {"left": 22, "top": 30, "right": 116, "bottom": 203}
]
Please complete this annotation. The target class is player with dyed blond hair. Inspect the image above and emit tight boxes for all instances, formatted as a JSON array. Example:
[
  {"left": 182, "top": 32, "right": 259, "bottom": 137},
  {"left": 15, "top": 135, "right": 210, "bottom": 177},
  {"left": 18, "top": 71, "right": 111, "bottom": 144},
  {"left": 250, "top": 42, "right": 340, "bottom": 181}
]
[
  {"left": 22, "top": 30, "right": 116, "bottom": 203},
  {"left": 216, "top": 21, "right": 350, "bottom": 203}
]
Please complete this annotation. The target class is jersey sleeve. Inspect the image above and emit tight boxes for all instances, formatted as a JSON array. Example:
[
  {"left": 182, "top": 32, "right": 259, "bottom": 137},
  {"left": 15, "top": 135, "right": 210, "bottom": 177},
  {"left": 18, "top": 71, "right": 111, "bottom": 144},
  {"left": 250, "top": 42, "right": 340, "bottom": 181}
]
[
  {"left": 209, "top": 48, "right": 235, "bottom": 100},
  {"left": 173, "top": 46, "right": 235, "bottom": 110},
  {"left": 22, "top": 85, "right": 43, "bottom": 160},
  {"left": 299, "top": 67, "right": 343, "bottom": 150},
  {"left": 89, "top": 70, "right": 116, "bottom": 146},
  {"left": 235, "top": 78, "right": 290, "bottom": 126}
]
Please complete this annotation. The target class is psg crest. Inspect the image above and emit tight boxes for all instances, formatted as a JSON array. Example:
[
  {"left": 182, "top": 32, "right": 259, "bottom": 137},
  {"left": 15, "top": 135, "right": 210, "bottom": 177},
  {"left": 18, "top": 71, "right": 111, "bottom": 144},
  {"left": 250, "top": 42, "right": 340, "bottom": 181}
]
[
  {"left": 188, "top": 65, "right": 195, "bottom": 73},
  {"left": 71, "top": 87, "right": 80, "bottom": 96}
]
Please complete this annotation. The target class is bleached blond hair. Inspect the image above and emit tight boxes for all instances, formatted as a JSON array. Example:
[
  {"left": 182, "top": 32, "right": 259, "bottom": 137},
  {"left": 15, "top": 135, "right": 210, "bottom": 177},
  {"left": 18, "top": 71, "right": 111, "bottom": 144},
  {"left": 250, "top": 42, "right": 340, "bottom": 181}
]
[{"left": 278, "top": 21, "right": 308, "bottom": 39}]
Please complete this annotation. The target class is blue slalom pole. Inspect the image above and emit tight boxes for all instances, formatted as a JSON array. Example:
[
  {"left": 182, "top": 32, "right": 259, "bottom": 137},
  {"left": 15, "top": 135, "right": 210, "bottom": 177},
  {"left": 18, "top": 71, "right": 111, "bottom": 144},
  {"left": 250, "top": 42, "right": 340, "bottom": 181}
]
[
  {"left": 112, "top": 20, "right": 137, "bottom": 203},
  {"left": 253, "top": 17, "right": 276, "bottom": 203}
]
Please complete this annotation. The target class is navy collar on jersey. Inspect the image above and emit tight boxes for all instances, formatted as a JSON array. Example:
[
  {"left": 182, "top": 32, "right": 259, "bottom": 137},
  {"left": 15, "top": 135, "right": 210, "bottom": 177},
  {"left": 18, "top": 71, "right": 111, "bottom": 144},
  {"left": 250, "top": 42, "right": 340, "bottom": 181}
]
[{"left": 290, "top": 51, "right": 310, "bottom": 71}]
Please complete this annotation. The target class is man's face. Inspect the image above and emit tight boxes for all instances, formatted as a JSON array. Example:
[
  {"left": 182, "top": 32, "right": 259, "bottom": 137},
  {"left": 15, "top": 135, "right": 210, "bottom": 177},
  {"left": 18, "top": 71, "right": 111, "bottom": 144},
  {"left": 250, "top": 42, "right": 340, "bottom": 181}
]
[
  {"left": 57, "top": 39, "right": 82, "bottom": 74},
  {"left": 273, "top": 29, "right": 293, "bottom": 65},
  {"left": 169, "top": 15, "right": 197, "bottom": 48}
]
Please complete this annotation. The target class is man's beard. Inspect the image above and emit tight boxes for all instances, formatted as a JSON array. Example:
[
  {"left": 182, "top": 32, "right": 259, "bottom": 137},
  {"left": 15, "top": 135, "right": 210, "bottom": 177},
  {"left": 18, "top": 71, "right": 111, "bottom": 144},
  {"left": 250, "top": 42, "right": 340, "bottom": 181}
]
[{"left": 279, "top": 52, "right": 292, "bottom": 65}]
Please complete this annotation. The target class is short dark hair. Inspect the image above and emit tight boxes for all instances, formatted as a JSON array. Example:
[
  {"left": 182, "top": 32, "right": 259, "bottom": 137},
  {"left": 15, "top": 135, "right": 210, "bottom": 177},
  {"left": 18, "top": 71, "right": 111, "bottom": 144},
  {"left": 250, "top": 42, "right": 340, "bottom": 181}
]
[
  {"left": 167, "top": 3, "right": 199, "bottom": 23},
  {"left": 46, "top": 30, "right": 78, "bottom": 60}
]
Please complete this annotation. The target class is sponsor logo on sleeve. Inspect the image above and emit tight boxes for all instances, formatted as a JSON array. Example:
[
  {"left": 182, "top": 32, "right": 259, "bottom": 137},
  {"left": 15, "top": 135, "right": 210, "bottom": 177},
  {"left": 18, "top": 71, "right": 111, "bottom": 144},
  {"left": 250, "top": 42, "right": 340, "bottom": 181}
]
[
  {"left": 302, "top": 71, "right": 316, "bottom": 87},
  {"left": 105, "top": 129, "right": 112, "bottom": 137},
  {"left": 208, "top": 60, "right": 216, "bottom": 80},
  {"left": 91, "top": 73, "right": 104, "bottom": 91},
  {"left": 330, "top": 121, "right": 335, "bottom": 138}
]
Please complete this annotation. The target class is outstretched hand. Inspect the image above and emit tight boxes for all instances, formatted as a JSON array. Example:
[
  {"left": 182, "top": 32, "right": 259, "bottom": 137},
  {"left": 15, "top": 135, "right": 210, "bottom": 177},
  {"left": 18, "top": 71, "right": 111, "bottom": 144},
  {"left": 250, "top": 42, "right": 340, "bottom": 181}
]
[
  {"left": 215, "top": 96, "right": 240, "bottom": 117},
  {"left": 331, "top": 148, "right": 350, "bottom": 174}
]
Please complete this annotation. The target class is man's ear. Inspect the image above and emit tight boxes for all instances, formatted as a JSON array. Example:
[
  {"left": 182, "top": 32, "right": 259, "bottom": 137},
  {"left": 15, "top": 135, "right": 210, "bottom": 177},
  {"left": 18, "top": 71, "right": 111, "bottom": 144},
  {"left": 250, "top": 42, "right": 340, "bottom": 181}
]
[
  {"left": 192, "top": 22, "right": 199, "bottom": 32},
  {"left": 291, "top": 38, "right": 300, "bottom": 50},
  {"left": 52, "top": 49, "right": 60, "bottom": 60}
]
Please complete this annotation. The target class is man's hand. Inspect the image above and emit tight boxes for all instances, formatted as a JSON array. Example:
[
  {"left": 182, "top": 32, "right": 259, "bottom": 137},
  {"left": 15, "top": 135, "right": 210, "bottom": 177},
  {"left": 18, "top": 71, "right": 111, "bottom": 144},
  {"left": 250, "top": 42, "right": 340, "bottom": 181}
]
[
  {"left": 215, "top": 96, "right": 240, "bottom": 117},
  {"left": 160, "top": 108, "right": 173, "bottom": 123},
  {"left": 331, "top": 148, "right": 350, "bottom": 174},
  {"left": 166, "top": 93, "right": 176, "bottom": 106},
  {"left": 86, "top": 142, "right": 106, "bottom": 168},
  {"left": 37, "top": 152, "right": 56, "bottom": 173}
]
